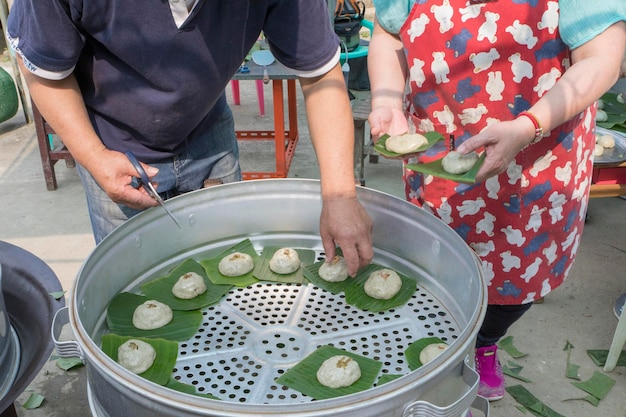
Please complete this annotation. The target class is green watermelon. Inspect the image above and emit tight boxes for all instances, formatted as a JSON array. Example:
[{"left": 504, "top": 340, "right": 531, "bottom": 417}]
[{"left": 0, "top": 66, "right": 19, "bottom": 123}]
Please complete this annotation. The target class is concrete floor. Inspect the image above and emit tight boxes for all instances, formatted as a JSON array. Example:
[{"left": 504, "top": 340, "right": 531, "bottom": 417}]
[{"left": 1, "top": 62, "right": 626, "bottom": 417}]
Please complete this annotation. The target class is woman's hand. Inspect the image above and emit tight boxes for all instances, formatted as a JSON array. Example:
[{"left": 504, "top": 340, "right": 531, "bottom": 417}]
[
  {"left": 368, "top": 105, "right": 409, "bottom": 140},
  {"left": 455, "top": 117, "right": 535, "bottom": 183}
]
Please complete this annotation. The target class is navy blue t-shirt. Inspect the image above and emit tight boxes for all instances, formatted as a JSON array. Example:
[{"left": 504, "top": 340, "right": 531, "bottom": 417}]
[{"left": 8, "top": 0, "right": 339, "bottom": 161}]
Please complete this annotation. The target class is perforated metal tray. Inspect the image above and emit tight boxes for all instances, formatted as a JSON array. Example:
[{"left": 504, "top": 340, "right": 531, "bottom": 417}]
[{"left": 159, "top": 248, "right": 461, "bottom": 405}]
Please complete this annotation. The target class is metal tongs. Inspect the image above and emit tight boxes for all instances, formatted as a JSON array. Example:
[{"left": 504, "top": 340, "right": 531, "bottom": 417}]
[{"left": 125, "top": 151, "right": 182, "bottom": 230}]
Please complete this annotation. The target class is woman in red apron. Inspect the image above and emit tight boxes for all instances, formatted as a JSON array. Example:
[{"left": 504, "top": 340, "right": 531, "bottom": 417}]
[{"left": 368, "top": 0, "right": 626, "bottom": 400}]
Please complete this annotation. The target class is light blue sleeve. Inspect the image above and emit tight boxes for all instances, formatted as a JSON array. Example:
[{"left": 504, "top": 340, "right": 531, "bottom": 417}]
[
  {"left": 559, "top": 0, "right": 626, "bottom": 49},
  {"left": 372, "top": 0, "right": 415, "bottom": 34}
]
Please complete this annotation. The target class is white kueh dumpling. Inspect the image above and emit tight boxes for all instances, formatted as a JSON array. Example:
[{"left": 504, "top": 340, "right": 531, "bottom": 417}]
[
  {"left": 132, "top": 299, "right": 173, "bottom": 330},
  {"left": 594, "top": 143, "right": 605, "bottom": 156},
  {"left": 596, "top": 109, "right": 608, "bottom": 122},
  {"left": 419, "top": 342, "right": 448, "bottom": 365},
  {"left": 218, "top": 252, "right": 255, "bottom": 277},
  {"left": 117, "top": 339, "right": 156, "bottom": 374},
  {"left": 171, "top": 272, "right": 207, "bottom": 299},
  {"left": 269, "top": 248, "right": 301, "bottom": 274},
  {"left": 316, "top": 355, "right": 361, "bottom": 388},
  {"left": 318, "top": 255, "right": 349, "bottom": 282},
  {"left": 597, "top": 134, "right": 615, "bottom": 149},
  {"left": 385, "top": 133, "right": 428, "bottom": 154},
  {"left": 441, "top": 151, "right": 479, "bottom": 175},
  {"left": 364, "top": 268, "right": 402, "bottom": 300}
]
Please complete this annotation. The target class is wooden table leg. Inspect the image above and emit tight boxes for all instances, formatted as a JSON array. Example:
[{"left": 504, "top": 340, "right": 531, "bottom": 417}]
[{"left": 33, "top": 105, "right": 58, "bottom": 191}]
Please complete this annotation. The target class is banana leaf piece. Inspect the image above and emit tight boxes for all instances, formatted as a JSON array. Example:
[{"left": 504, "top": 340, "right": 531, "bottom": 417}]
[
  {"left": 302, "top": 257, "right": 352, "bottom": 295},
  {"left": 22, "top": 393, "right": 45, "bottom": 410},
  {"left": 343, "top": 264, "right": 417, "bottom": 312},
  {"left": 276, "top": 345, "right": 382, "bottom": 400},
  {"left": 405, "top": 152, "right": 486, "bottom": 184},
  {"left": 506, "top": 385, "right": 566, "bottom": 417},
  {"left": 200, "top": 239, "right": 260, "bottom": 288},
  {"left": 107, "top": 292, "right": 202, "bottom": 341},
  {"left": 570, "top": 371, "right": 615, "bottom": 401},
  {"left": 101, "top": 334, "right": 178, "bottom": 386},
  {"left": 374, "top": 132, "right": 445, "bottom": 157},
  {"left": 166, "top": 378, "right": 221, "bottom": 400},
  {"left": 502, "top": 361, "right": 532, "bottom": 383},
  {"left": 498, "top": 335, "right": 528, "bottom": 359},
  {"left": 598, "top": 92, "right": 626, "bottom": 131},
  {"left": 253, "top": 247, "right": 316, "bottom": 284},
  {"left": 597, "top": 115, "right": 626, "bottom": 130},
  {"left": 141, "top": 259, "right": 233, "bottom": 310},
  {"left": 405, "top": 337, "right": 447, "bottom": 371},
  {"left": 586, "top": 349, "right": 626, "bottom": 367},
  {"left": 56, "top": 357, "right": 84, "bottom": 371},
  {"left": 563, "top": 341, "right": 580, "bottom": 380},
  {"left": 376, "top": 373, "right": 404, "bottom": 386},
  {"left": 600, "top": 92, "right": 625, "bottom": 111}
]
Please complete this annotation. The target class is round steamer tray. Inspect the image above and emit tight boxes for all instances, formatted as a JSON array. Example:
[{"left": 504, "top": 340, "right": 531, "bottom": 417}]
[
  {"left": 594, "top": 127, "right": 626, "bottom": 165},
  {"left": 102, "top": 239, "right": 463, "bottom": 405}
]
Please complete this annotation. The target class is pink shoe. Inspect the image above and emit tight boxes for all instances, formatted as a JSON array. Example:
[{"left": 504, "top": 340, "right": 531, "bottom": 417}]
[{"left": 475, "top": 345, "right": 505, "bottom": 401}]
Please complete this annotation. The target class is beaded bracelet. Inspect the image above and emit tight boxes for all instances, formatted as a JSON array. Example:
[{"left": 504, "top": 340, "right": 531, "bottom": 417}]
[{"left": 518, "top": 111, "right": 544, "bottom": 145}]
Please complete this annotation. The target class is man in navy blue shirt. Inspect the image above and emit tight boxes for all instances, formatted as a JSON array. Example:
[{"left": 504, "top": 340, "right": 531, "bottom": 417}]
[{"left": 8, "top": 0, "right": 373, "bottom": 274}]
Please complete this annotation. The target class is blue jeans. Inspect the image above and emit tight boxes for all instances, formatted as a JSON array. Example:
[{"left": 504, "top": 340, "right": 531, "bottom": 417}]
[{"left": 77, "top": 103, "right": 241, "bottom": 244}]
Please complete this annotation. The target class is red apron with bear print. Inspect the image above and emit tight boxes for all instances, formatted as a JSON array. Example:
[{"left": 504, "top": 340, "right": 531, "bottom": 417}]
[{"left": 398, "top": 0, "right": 595, "bottom": 304}]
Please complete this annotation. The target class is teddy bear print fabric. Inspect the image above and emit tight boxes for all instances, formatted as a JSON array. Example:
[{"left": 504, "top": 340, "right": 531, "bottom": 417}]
[{"left": 398, "top": 0, "right": 595, "bottom": 304}]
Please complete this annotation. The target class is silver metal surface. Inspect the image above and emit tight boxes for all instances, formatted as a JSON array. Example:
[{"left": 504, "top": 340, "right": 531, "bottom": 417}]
[
  {"left": 0, "top": 241, "right": 65, "bottom": 412},
  {"left": 52, "top": 307, "right": 84, "bottom": 360},
  {"left": 68, "top": 179, "right": 488, "bottom": 417},
  {"left": 0, "top": 264, "right": 21, "bottom": 402},
  {"left": 594, "top": 127, "right": 626, "bottom": 165}
]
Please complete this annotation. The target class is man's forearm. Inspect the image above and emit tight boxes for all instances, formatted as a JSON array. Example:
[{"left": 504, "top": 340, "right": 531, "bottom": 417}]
[{"left": 301, "top": 64, "right": 357, "bottom": 199}]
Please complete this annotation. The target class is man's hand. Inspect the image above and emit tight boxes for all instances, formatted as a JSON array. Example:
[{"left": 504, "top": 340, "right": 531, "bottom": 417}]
[
  {"left": 319, "top": 196, "right": 373, "bottom": 277},
  {"left": 86, "top": 149, "right": 159, "bottom": 209}
]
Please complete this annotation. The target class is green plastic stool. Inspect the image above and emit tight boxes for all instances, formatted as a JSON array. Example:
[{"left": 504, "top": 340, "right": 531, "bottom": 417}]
[{"left": 0, "top": 66, "right": 18, "bottom": 123}]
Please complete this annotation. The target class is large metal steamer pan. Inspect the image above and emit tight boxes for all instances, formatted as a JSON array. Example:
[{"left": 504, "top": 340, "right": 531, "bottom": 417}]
[{"left": 68, "top": 179, "right": 488, "bottom": 417}]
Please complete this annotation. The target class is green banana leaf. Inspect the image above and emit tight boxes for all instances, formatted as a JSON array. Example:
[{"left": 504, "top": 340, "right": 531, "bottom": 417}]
[
  {"left": 275, "top": 345, "right": 382, "bottom": 400},
  {"left": 405, "top": 337, "right": 447, "bottom": 370},
  {"left": 200, "top": 239, "right": 260, "bottom": 288},
  {"left": 106, "top": 292, "right": 202, "bottom": 341},
  {"left": 302, "top": 255, "right": 352, "bottom": 295},
  {"left": 406, "top": 152, "right": 486, "bottom": 184},
  {"left": 343, "top": 264, "right": 417, "bottom": 312},
  {"left": 101, "top": 334, "right": 178, "bottom": 386},
  {"left": 141, "top": 258, "right": 233, "bottom": 310},
  {"left": 374, "top": 132, "right": 445, "bottom": 157},
  {"left": 253, "top": 247, "right": 316, "bottom": 284}
]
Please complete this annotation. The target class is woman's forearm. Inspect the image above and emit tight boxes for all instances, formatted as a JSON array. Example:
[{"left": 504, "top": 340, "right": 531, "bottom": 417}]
[
  {"left": 368, "top": 18, "right": 408, "bottom": 110},
  {"left": 528, "top": 22, "right": 626, "bottom": 132}
]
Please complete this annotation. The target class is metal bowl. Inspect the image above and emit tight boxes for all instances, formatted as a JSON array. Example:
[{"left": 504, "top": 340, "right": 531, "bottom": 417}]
[
  {"left": 0, "top": 241, "right": 65, "bottom": 413},
  {"left": 63, "top": 179, "right": 488, "bottom": 417},
  {"left": 594, "top": 127, "right": 626, "bottom": 165}
]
